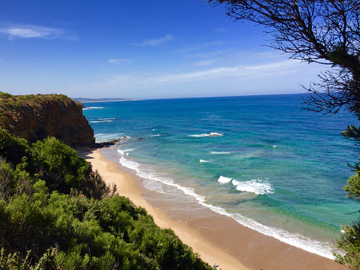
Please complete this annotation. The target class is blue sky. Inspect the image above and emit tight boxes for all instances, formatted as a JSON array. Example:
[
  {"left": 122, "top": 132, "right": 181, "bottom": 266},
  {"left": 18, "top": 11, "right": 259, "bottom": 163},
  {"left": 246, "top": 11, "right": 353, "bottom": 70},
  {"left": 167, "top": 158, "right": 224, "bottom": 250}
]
[{"left": 0, "top": 0, "right": 329, "bottom": 99}]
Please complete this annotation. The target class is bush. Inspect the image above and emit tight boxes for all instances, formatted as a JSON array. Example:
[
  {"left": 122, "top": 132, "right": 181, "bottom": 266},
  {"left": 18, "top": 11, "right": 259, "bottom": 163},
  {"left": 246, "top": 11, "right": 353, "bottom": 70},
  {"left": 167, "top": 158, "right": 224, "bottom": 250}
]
[
  {"left": 0, "top": 130, "right": 113, "bottom": 199},
  {"left": 30, "top": 137, "right": 89, "bottom": 194},
  {"left": 0, "top": 186, "right": 211, "bottom": 270},
  {"left": 335, "top": 221, "right": 360, "bottom": 269}
]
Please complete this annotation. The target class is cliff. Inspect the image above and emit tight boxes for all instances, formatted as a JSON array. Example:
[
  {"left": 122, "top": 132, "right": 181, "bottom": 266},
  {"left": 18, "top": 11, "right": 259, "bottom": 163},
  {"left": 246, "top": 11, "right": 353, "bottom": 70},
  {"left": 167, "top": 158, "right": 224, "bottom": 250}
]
[{"left": 0, "top": 92, "right": 94, "bottom": 147}]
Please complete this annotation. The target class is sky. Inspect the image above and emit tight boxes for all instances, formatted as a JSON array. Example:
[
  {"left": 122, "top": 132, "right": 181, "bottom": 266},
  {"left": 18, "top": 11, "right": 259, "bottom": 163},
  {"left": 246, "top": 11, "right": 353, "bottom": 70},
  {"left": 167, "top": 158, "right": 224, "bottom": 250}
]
[{"left": 0, "top": 0, "right": 330, "bottom": 99}]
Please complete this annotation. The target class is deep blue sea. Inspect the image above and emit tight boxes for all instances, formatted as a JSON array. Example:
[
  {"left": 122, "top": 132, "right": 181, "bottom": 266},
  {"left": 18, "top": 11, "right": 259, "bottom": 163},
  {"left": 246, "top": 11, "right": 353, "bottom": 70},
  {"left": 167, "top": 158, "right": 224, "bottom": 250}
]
[{"left": 83, "top": 94, "right": 360, "bottom": 259}]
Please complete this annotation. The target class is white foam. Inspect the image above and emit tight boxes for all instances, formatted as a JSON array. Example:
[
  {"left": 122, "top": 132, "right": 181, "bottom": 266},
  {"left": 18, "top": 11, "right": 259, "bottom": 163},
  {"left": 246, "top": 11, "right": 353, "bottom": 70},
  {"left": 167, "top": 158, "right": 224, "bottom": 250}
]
[
  {"left": 119, "top": 156, "right": 141, "bottom": 172},
  {"left": 150, "top": 134, "right": 162, "bottom": 137},
  {"left": 143, "top": 179, "right": 166, "bottom": 193},
  {"left": 218, "top": 176, "right": 232, "bottom": 183},
  {"left": 118, "top": 148, "right": 133, "bottom": 155},
  {"left": 193, "top": 201, "right": 339, "bottom": 259},
  {"left": 273, "top": 145, "right": 277, "bottom": 148},
  {"left": 189, "top": 132, "right": 223, "bottom": 138},
  {"left": 232, "top": 179, "right": 274, "bottom": 195},
  {"left": 116, "top": 153, "right": 207, "bottom": 204},
  {"left": 200, "top": 159, "right": 209, "bottom": 163},
  {"left": 210, "top": 151, "right": 232, "bottom": 155},
  {"left": 95, "top": 133, "right": 124, "bottom": 143},
  {"left": 138, "top": 171, "right": 206, "bottom": 203},
  {"left": 83, "top": 106, "right": 104, "bottom": 110},
  {"left": 193, "top": 195, "right": 339, "bottom": 259},
  {"left": 90, "top": 119, "right": 113, "bottom": 123}
]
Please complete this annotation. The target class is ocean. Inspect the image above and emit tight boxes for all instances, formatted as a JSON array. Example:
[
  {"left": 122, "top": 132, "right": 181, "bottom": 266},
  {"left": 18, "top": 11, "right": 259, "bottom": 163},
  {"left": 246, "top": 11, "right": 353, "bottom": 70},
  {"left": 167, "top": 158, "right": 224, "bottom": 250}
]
[{"left": 83, "top": 93, "right": 360, "bottom": 259}]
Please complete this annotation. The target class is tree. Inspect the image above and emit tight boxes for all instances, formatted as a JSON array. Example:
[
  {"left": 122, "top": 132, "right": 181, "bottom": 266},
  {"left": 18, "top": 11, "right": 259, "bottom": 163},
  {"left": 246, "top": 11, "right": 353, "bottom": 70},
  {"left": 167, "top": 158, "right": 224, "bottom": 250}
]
[
  {"left": 209, "top": 0, "right": 360, "bottom": 267},
  {"left": 209, "top": 0, "right": 360, "bottom": 116}
]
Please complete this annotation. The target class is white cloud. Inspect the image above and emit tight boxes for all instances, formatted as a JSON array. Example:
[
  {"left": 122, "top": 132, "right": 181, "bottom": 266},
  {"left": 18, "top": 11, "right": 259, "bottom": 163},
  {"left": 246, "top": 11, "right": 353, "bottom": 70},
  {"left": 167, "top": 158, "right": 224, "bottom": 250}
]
[
  {"left": 156, "top": 67, "right": 241, "bottom": 83},
  {"left": 157, "top": 60, "right": 300, "bottom": 83},
  {"left": 109, "top": 59, "right": 129, "bottom": 64},
  {"left": 131, "top": 34, "right": 173, "bottom": 46},
  {"left": 0, "top": 24, "right": 75, "bottom": 40},
  {"left": 194, "top": 59, "right": 217, "bottom": 66}
]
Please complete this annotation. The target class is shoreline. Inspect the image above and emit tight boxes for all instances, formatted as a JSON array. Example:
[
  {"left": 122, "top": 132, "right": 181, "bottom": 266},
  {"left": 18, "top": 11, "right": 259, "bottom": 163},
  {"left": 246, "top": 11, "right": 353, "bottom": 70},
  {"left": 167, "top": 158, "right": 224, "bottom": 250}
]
[{"left": 78, "top": 146, "right": 348, "bottom": 270}]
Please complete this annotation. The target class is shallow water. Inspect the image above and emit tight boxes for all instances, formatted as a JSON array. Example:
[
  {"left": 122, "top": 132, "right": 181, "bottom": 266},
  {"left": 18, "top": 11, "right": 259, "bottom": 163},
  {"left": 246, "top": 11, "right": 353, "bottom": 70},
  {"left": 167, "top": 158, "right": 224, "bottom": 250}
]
[{"left": 83, "top": 94, "right": 360, "bottom": 259}]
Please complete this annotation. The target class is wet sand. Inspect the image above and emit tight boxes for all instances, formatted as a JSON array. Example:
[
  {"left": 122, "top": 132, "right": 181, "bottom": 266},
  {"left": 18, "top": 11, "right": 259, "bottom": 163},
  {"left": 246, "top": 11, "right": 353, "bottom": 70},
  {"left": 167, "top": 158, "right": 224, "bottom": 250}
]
[{"left": 78, "top": 147, "right": 348, "bottom": 270}]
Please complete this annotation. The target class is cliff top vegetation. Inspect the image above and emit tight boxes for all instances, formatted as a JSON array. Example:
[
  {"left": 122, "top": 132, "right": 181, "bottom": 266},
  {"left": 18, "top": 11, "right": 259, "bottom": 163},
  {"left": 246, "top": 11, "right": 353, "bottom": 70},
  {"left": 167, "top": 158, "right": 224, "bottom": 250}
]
[
  {"left": 0, "top": 92, "right": 73, "bottom": 107},
  {"left": 0, "top": 92, "right": 74, "bottom": 126}
]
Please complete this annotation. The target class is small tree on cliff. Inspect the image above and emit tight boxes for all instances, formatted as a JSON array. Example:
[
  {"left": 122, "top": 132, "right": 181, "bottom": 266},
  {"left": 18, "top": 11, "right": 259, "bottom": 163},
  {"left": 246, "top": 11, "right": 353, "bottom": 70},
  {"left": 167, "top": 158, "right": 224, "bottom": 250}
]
[{"left": 209, "top": 0, "right": 360, "bottom": 267}]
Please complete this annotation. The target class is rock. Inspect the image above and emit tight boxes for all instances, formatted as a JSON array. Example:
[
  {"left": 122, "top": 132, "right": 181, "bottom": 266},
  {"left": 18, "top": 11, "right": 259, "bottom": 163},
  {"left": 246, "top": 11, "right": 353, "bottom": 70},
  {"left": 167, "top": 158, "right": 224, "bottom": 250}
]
[
  {"left": 0, "top": 93, "right": 95, "bottom": 147},
  {"left": 94, "top": 138, "right": 122, "bottom": 148}
]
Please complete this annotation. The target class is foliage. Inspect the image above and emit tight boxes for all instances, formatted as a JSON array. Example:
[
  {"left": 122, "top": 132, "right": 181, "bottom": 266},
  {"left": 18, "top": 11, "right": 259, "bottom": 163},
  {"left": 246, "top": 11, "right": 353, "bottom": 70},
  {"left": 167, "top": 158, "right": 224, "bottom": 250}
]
[
  {"left": 0, "top": 128, "right": 211, "bottom": 269},
  {"left": 0, "top": 92, "right": 72, "bottom": 109},
  {"left": 30, "top": 137, "right": 89, "bottom": 194},
  {"left": 0, "top": 127, "right": 29, "bottom": 165},
  {"left": 336, "top": 223, "right": 360, "bottom": 270},
  {"left": 0, "top": 183, "right": 210, "bottom": 270},
  {"left": 0, "top": 247, "right": 57, "bottom": 270},
  {"left": 0, "top": 128, "right": 111, "bottom": 199}
]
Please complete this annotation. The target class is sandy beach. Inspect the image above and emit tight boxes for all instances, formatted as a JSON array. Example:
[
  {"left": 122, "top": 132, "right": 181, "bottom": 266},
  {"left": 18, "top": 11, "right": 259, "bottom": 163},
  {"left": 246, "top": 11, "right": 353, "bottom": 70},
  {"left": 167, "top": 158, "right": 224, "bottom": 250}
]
[{"left": 78, "top": 147, "right": 349, "bottom": 270}]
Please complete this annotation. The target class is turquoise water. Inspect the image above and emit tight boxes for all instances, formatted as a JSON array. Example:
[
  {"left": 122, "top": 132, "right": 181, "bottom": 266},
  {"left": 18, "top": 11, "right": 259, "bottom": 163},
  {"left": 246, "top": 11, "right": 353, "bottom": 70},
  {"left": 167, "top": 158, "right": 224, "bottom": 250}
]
[{"left": 83, "top": 94, "right": 360, "bottom": 258}]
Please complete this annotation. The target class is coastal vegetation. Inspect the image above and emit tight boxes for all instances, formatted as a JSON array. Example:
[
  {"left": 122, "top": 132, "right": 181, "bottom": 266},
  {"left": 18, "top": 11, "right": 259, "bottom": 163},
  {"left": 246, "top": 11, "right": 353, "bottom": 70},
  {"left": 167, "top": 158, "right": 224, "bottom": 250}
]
[
  {"left": 210, "top": 0, "right": 360, "bottom": 268},
  {"left": 0, "top": 95, "right": 212, "bottom": 269},
  {"left": 0, "top": 92, "right": 71, "bottom": 123}
]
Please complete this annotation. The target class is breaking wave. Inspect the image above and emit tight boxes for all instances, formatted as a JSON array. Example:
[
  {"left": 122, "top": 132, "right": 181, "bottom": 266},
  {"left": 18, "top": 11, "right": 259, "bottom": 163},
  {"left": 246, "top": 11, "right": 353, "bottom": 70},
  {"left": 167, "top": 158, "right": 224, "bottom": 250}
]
[
  {"left": 210, "top": 151, "right": 232, "bottom": 155},
  {"left": 189, "top": 132, "right": 223, "bottom": 137},
  {"left": 89, "top": 118, "right": 114, "bottom": 123},
  {"left": 83, "top": 107, "right": 104, "bottom": 110},
  {"left": 232, "top": 179, "right": 274, "bottom": 195},
  {"left": 218, "top": 176, "right": 232, "bottom": 183}
]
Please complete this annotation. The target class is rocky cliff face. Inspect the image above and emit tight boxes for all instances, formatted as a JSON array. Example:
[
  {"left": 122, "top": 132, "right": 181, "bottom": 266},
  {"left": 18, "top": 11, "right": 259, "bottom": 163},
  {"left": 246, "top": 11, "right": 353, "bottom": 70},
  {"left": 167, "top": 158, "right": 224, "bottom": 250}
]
[{"left": 0, "top": 93, "right": 94, "bottom": 147}]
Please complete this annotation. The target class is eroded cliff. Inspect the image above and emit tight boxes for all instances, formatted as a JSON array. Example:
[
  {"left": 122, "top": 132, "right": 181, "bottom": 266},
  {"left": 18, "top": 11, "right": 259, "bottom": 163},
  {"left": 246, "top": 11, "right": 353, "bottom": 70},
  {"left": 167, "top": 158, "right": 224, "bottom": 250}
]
[{"left": 0, "top": 92, "right": 94, "bottom": 146}]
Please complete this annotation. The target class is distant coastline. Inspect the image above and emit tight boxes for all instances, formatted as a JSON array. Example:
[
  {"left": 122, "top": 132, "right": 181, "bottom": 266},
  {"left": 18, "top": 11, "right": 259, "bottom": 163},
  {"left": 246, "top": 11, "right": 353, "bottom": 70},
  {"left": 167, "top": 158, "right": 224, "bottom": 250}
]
[{"left": 73, "top": 97, "right": 144, "bottom": 103}]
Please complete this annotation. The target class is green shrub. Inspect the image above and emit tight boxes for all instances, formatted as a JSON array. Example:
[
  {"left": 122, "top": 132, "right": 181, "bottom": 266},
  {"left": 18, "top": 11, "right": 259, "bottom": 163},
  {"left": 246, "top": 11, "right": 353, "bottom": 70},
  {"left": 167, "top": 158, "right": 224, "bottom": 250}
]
[
  {"left": 0, "top": 129, "right": 113, "bottom": 201},
  {"left": 0, "top": 247, "right": 57, "bottom": 270},
  {"left": 335, "top": 222, "right": 360, "bottom": 269},
  {"left": 30, "top": 137, "right": 89, "bottom": 193},
  {"left": 0, "top": 187, "right": 211, "bottom": 270},
  {"left": 0, "top": 128, "right": 29, "bottom": 165}
]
